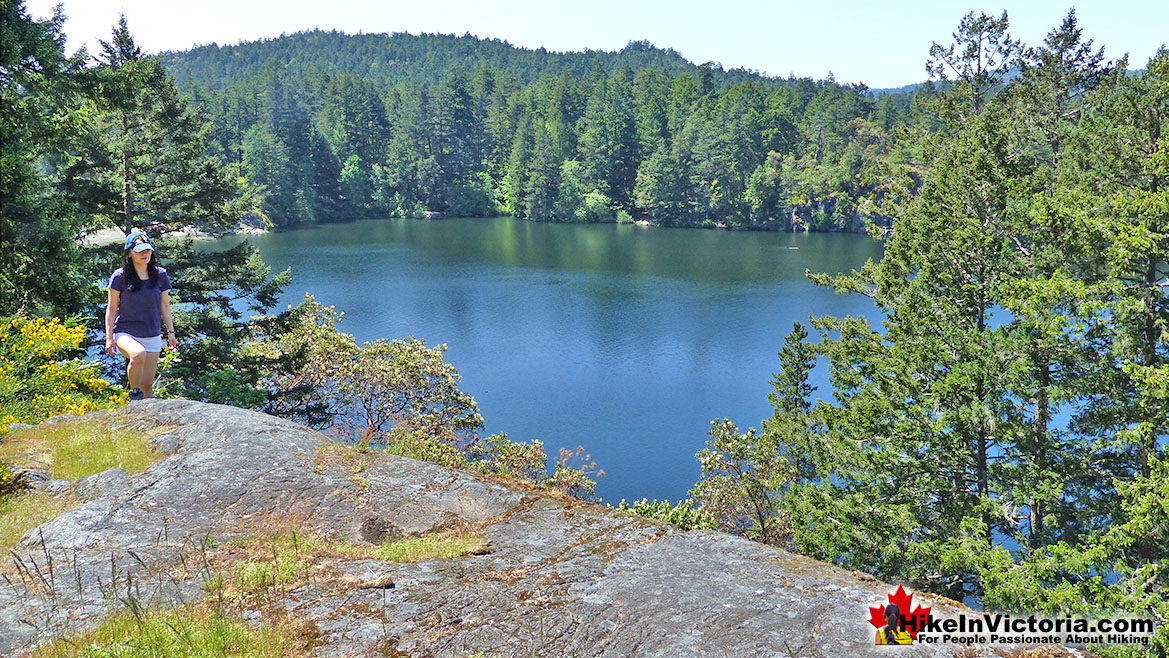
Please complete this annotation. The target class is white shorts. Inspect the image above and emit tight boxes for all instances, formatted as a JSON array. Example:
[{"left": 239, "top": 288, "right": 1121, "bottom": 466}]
[{"left": 115, "top": 332, "right": 163, "bottom": 353}]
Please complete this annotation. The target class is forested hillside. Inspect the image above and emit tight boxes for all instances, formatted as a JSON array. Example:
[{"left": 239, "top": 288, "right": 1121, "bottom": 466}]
[
  {"left": 161, "top": 28, "right": 926, "bottom": 229},
  {"left": 160, "top": 30, "right": 705, "bottom": 88}
]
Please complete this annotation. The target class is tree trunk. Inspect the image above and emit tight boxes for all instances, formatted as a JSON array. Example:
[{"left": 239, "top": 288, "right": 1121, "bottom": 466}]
[
  {"left": 122, "top": 113, "right": 132, "bottom": 234},
  {"left": 976, "top": 298, "right": 991, "bottom": 547},
  {"left": 1031, "top": 357, "right": 1049, "bottom": 549}
]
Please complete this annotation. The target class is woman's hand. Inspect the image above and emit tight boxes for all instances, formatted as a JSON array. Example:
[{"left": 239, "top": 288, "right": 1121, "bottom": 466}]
[
  {"left": 105, "top": 335, "right": 117, "bottom": 356},
  {"left": 166, "top": 331, "right": 177, "bottom": 350}
]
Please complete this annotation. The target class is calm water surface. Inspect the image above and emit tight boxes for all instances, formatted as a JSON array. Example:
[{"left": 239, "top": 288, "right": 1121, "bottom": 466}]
[{"left": 228, "top": 217, "right": 883, "bottom": 503}]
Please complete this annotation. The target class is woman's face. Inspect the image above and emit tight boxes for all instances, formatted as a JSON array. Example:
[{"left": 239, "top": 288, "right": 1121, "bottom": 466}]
[{"left": 131, "top": 248, "right": 153, "bottom": 267}]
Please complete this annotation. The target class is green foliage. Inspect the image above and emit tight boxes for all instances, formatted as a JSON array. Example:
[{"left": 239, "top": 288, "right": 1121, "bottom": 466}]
[
  {"left": 382, "top": 429, "right": 469, "bottom": 470},
  {"left": 0, "top": 2, "right": 93, "bottom": 317},
  {"left": 91, "top": 14, "right": 254, "bottom": 234},
  {"left": 246, "top": 295, "right": 482, "bottom": 443},
  {"left": 466, "top": 433, "right": 548, "bottom": 482},
  {"left": 149, "top": 26, "right": 925, "bottom": 230},
  {"left": 615, "top": 498, "right": 715, "bottom": 531},
  {"left": 183, "top": 368, "right": 267, "bottom": 408},
  {"left": 746, "top": 13, "right": 1167, "bottom": 632},
  {"left": 689, "top": 14, "right": 1166, "bottom": 639},
  {"left": 0, "top": 313, "right": 125, "bottom": 498},
  {"left": 1, "top": 3, "right": 287, "bottom": 412},
  {"left": 691, "top": 323, "right": 815, "bottom": 545}
]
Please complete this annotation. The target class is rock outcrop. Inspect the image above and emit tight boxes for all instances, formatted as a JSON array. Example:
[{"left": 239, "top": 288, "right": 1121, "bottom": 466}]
[{"left": 1, "top": 400, "right": 1034, "bottom": 657}]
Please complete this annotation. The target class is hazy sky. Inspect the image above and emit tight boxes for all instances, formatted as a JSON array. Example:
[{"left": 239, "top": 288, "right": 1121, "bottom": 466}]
[{"left": 23, "top": 0, "right": 1169, "bottom": 88}]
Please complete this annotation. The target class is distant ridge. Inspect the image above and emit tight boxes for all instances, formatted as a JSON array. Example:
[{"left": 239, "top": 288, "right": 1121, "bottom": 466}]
[
  {"left": 868, "top": 81, "right": 927, "bottom": 96},
  {"left": 159, "top": 28, "right": 794, "bottom": 90}
]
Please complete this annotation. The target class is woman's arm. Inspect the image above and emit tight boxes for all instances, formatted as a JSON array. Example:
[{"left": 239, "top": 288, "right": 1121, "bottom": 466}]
[
  {"left": 105, "top": 288, "right": 120, "bottom": 355},
  {"left": 161, "top": 290, "right": 176, "bottom": 349}
]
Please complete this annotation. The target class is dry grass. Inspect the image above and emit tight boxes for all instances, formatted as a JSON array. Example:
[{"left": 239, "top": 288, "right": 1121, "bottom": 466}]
[{"left": 200, "top": 503, "right": 488, "bottom": 607}]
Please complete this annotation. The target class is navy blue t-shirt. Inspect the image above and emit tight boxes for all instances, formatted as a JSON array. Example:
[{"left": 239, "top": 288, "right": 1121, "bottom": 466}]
[{"left": 109, "top": 267, "right": 171, "bottom": 338}]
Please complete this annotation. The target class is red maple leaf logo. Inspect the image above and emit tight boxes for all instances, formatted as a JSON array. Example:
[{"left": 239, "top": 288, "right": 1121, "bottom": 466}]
[{"left": 868, "top": 585, "right": 932, "bottom": 640}]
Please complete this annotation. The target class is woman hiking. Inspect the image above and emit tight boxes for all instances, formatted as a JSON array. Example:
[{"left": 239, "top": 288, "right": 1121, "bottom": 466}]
[{"left": 104, "top": 229, "right": 177, "bottom": 399}]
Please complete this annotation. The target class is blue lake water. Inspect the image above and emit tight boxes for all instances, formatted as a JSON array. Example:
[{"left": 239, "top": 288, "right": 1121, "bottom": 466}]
[{"left": 223, "top": 217, "right": 883, "bottom": 504}]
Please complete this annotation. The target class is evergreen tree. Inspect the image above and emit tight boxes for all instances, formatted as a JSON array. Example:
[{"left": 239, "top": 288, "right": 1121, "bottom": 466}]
[
  {"left": 1001, "top": 10, "right": 1117, "bottom": 549},
  {"left": 1073, "top": 51, "right": 1169, "bottom": 484},
  {"left": 796, "top": 13, "right": 1033, "bottom": 601},
  {"left": 242, "top": 123, "right": 300, "bottom": 225},
  {"left": 503, "top": 110, "right": 533, "bottom": 218},
  {"left": 0, "top": 1, "right": 92, "bottom": 315},
  {"left": 525, "top": 119, "right": 561, "bottom": 220},
  {"left": 427, "top": 65, "right": 477, "bottom": 208},
  {"left": 635, "top": 145, "right": 690, "bottom": 225},
  {"left": 92, "top": 14, "right": 249, "bottom": 233},
  {"left": 579, "top": 69, "right": 639, "bottom": 211}
]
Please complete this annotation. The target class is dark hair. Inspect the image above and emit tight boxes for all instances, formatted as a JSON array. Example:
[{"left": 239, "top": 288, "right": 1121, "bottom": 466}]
[{"left": 122, "top": 249, "right": 159, "bottom": 291}]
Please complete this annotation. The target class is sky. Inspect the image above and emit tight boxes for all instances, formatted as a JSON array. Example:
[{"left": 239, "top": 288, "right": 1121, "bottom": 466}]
[{"left": 23, "top": 0, "right": 1169, "bottom": 88}]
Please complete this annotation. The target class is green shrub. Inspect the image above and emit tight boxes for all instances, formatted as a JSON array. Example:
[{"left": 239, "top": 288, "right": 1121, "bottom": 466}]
[
  {"left": 184, "top": 368, "right": 266, "bottom": 408},
  {"left": 615, "top": 498, "right": 716, "bottom": 531}
]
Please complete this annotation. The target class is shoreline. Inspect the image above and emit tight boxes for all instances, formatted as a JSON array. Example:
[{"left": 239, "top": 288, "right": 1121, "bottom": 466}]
[{"left": 79, "top": 225, "right": 263, "bottom": 247}]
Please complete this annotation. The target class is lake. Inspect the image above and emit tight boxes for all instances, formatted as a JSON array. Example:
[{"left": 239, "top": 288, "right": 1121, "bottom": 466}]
[{"left": 225, "top": 216, "right": 883, "bottom": 504}]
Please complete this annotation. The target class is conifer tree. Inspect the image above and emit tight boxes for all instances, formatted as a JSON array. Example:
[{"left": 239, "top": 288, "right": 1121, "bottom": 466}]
[
  {"left": 798, "top": 13, "right": 1031, "bottom": 601},
  {"left": 92, "top": 14, "right": 248, "bottom": 233},
  {"left": 0, "top": 1, "right": 91, "bottom": 315}
]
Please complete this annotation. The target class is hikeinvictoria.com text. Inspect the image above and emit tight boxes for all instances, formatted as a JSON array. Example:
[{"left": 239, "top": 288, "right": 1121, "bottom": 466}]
[{"left": 904, "top": 613, "right": 1155, "bottom": 647}]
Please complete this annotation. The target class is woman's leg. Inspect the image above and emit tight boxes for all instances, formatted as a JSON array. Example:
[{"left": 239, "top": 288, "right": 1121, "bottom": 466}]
[
  {"left": 137, "top": 351, "right": 161, "bottom": 398},
  {"left": 115, "top": 335, "right": 160, "bottom": 396},
  {"left": 115, "top": 334, "right": 145, "bottom": 391}
]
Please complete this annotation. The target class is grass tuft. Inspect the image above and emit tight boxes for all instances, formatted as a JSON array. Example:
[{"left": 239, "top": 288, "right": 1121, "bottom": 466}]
[
  {"left": 0, "top": 492, "right": 77, "bottom": 551},
  {"left": 30, "top": 602, "right": 315, "bottom": 658},
  {"left": 2, "top": 420, "right": 159, "bottom": 481},
  {"left": 371, "top": 527, "right": 486, "bottom": 563},
  {"left": 0, "top": 420, "right": 164, "bottom": 550}
]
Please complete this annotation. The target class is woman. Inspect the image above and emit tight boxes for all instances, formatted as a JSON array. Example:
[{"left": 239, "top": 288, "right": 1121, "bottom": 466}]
[
  {"left": 104, "top": 229, "right": 177, "bottom": 399},
  {"left": 875, "top": 603, "right": 913, "bottom": 645}
]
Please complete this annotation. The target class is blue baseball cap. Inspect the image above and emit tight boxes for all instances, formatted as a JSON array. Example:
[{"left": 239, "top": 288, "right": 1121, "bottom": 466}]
[{"left": 124, "top": 230, "right": 154, "bottom": 252}]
